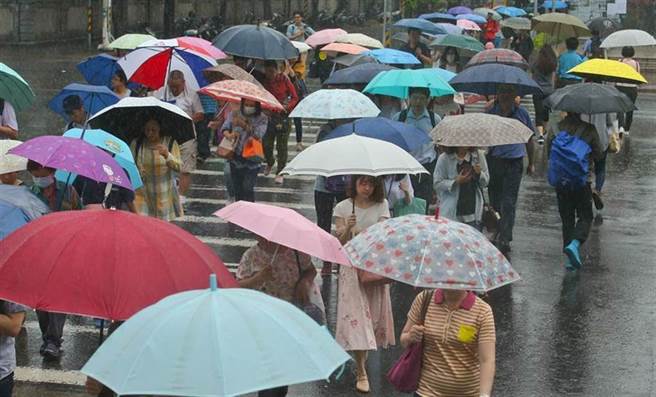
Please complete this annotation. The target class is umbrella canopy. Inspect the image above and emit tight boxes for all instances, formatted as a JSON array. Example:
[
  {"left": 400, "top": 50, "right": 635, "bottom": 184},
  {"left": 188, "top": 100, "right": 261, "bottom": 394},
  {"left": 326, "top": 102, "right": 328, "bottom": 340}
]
[
  {"left": 9, "top": 136, "right": 133, "bottom": 190},
  {"left": 394, "top": 18, "right": 447, "bottom": 35},
  {"left": 0, "top": 184, "right": 49, "bottom": 220},
  {"left": 418, "top": 12, "right": 457, "bottom": 22},
  {"left": 291, "top": 40, "right": 312, "bottom": 53},
  {"left": 456, "top": 13, "right": 487, "bottom": 24},
  {"left": 495, "top": 6, "right": 527, "bottom": 17},
  {"left": 473, "top": 8, "right": 502, "bottom": 20},
  {"left": 545, "top": 82, "right": 637, "bottom": 114},
  {"left": 48, "top": 83, "right": 119, "bottom": 120},
  {"left": 215, "top": 201, "right": 350, "bottom": 265},
  {"left": 465, "top": 48, "right": 529, "bottom": 70},
  {"left": 363, "top": 48, "right": 421, "bottom": 65},
  {"left": 501, "top": 17, "right": 532, "bottom": 31},
  {"left": 457, "top": 19, "right": 482, "bottom": 31},
  {"left": 0, "top": 63, "right": 35, "bottom": 112},
  {"left": 430, "top": 34, "right": 485, "bottom": 53},
  {"left": 55, "top": 129, "right": 143, "bottom": 190},
  {"left": 281, "top": 134, "right": 428, "bottom": 177},
  {"left": 322, "top": 42, "right": 369, "bottom": 55},
  {"left": 448, "top": 6, "right": 473, "bottom": 15},
  {"left": 88, "top": 96, "right": 195, "bottom": 144},
  {"left": 0, "top": 210, "right": 237, "bottom": 320},
  {"left": 107, "top": 33, "right": 156, "bottom": 50},
  {"left": 600, "top": 29, "right": 656, "bottom": 49},
  {"left": 586, "top": 17, "right": 619, "bottom": 38},
  {"left": 449, "top": 63, "right": 542, "bottom": 96},
  {"left": 199, "top": 80, "right": 284, "bottom": 112},
  {"left": 202, "top": 64, "right": 261, "bottom": 86},
  {"left": 332, "top": 53, "right": 377, "bottom": 67},
  {"left": 81, "top": 282, "right": 349, "bottom": 397},
  {"left": 305, "top": 28, "right": 348, "bottom": 48},
  {"left": 324, "top": 117, "right": 432, "bottom": 152},
  {"left": 542, "top": 0, "right": 568, "bottom": 10},
  {"left": 431, "top": 113, "right": 534, "bottom": 147},
  {"left": 0, "top": 140, "right": 27, "bottom": 174},
  {"left": 532, "top": 12, "right": 590, "bottom": 41},
  {"left": 173, "top": 36, "right": 227, "bottom": 59},
  {"left": 335, "top": 33, "right": 384, "bottom": 49},
  {"left": 344, "top": 214, "right": 520, "bottom": 290},
  {"left": 324, "top": 63, "right": 396, "bottom": 86},
  {"left": 213, "top": 24, "right": 299, "bottom": 60},
  {"left": 568, "top": 58, "right": 647, "bottom": 84},
  {"left": 77, "top": 54, "right": 127, "bottom": 89},
  {"left": 290, "top": 89, "right": 380, "bottom": 119},
  {"left": 363, "top": 69, "right": 455, "bottom": 99},
  {"left": 436, "top": 23, "right": 465, "bottom": 35},
  {"left": 0, "top": 202, "right": 30, "bottom": 240}
]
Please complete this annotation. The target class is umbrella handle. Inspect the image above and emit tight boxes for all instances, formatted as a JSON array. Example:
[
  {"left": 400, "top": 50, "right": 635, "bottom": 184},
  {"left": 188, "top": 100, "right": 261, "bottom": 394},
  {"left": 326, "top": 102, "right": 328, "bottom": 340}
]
[{"left": 434, "top": 206, "right": 440, "bottom": 219}]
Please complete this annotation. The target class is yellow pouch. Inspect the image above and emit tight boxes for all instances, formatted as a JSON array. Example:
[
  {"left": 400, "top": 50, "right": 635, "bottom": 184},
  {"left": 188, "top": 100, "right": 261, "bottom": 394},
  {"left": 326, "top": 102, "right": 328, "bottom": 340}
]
[{"left": 457, "top": 324, "right": 477, "bottom": 343}]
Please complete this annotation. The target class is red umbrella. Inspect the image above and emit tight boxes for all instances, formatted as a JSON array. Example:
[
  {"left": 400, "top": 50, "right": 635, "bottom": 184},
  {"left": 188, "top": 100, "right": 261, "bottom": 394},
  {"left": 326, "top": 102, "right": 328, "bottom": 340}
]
[
  {"left": 199, "top": 80, "right": 284, "bottom": 112},
  {"left": 0, "top": 209, "right": 238, "bottom": 321},
  {"left": 464, "top": 48, "right": 528, "bottom": 70}
]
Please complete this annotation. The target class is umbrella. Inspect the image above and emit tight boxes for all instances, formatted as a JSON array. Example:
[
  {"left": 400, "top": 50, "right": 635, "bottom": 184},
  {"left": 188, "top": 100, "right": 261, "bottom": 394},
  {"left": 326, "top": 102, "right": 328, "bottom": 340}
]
[
  {"left": 465, "top": 48, "right": 529, "bottom": 70},
  {"left": 0, "top": 202, "right": 30, "bottom": 240},
  {"left": 456, "top": 13, "right": 487, "bottom": 25},
  {"left": 473, "top": 8, "right": 502, "bottom": 20},
  {"left": 332, "top": 53, "right": 377, "bottom": 67},
  {"left": 335, "top": 33, "right": 384, "bottom": 49},
  {"left": 418, "top": 12, "right": 457, "bottom": 22},
  {"left": 281, "top": 134, "right": 428, "bottom": 177},
  {"left": 107, "top": 33, "right": 156, "bottom": 50},
  {"left": 9, "top": 136, "right": 133, "bottom": 190},
  {"left": 77, "top": 54, "right": 124, "bottom": 88},
  {"left": 600, "top": 29, "right": 656, "bottom": 49},
  {"left": 436, "top": 23, "right": 465, "bottom": 35},
  {"left": 344, "top": 214, "right": 520, "bottom": 290},
  {"left": 0, "top": 63, "right": 35, "bottom": 112},
  {"left": 501, "top": 17, "right": 532, "bottom": 31},
  {"left": 199, "top": 80, "right": 284, "bottom": 112},
  {"left": 48, "top": 83, "right": 119, "bottom": 120},
  {"left": 393, "top": 18, "right": 447, "bottom": 35},
  {"left": 449, "top": 63, "right": 542, "bottom": 96},
  {"left": 430, "top": 34, "right": 485, "bottom": 54},
  {"left": 542, "top": 0, "right": 568, "bottom": 10},
  {"left": 117, "top": 42, "right": 217, "bottom": 91},
  {"left": 81, "top": 279, "right": 349, "bottom": 397},
  {"left": 322, "top": 42, "right": 369, "bottom": 55},
  {"left": 431, "top": 113, "right": 534, "bottom": 147},
  {"left": 363, "top": 69, "right": 455, "bottom": 99},
  {"left": 213, "top": 24, "right": 299, "bottom": 60},
  {"left": 568, "top": 59, "right": 647, "bottom": 84},
  {"left": 305, "top": 28, "right": 348, "bottom": 48},
  {"left": 88, "top": 96, "right": 195, "bottom": 144},
  {"left": 215, "top": 201, "right": 350, "bottom": 265},
  {"left": 448, "top": 6, "right": 473, "bottom": 15},
  {"left": 495, "top": 6, "right": 527, "bottom": 17},
  {"left": 363, "top": 48, "right": 421, "bottom": 65},
  {"left": 173, "top": 36, "right": 227, "bottom": 59},
  {"left": 0, "top": 210, "right": 238, "bottom": 321},
  {"left": 0, "top": 184, "right": 49, "bottom": 220},
  {"left": 0, "top": 140, "right": 27, "bottom": 174},
  {"left": 202, "top": 64, "right": 261, "bottom": 86},
  {"left": 324, "top": 63, "right": 396, "bottom": 86},
  {"left": 545, "top": 82, "right": 637, "bottom": 114},
  {"left": 532, "top": 13, "right": 590, "bottom": 41},
  {"left": 324, "top": 117, "right": 432, "bottom": 152},
  {"left": 586, "top": 17, "right": 619, "bottom": 38},
  {"left": 290, "top": 89, "right": 380, "bottom": 119},
  {"left": 55, "top": 128, "right": 144, "bottom": 190},
  {"left": 457, "top": 19, "right": 482, "bottom": 32},
  {"left": 291, "top": 40, "right": 312, "bottom": 53}
]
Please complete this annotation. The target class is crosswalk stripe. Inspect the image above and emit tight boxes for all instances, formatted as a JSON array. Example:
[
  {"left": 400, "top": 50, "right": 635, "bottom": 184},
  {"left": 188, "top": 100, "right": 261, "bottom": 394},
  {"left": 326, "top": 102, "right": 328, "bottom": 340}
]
[
  {"left": 14, "top": 367, "right": 86, "bottom": 386},
  {"left": 190, "top": 185, "right": 312, "bottom": 195},
  {"left": 191, "top": 169, "right": 316, "bottom": 181},
  {"left": 197, "top": 236, "right": 255, "bottom": 247},
  {"left": 185, "top": 197, "right": 315, "bottom": 210}
]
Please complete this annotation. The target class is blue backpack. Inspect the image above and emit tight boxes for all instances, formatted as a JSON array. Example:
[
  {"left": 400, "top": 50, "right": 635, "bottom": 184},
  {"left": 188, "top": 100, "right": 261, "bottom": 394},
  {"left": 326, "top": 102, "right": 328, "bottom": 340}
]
[{"left": 548, "top": 128, "right": 591, "bottom": 190}]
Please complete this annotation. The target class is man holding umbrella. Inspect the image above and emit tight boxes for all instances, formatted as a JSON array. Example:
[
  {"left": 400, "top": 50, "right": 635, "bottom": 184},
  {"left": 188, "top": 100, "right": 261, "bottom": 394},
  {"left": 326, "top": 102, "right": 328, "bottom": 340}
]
[{"left": 400, "top": 28, "right": 432, "bottom": 68}]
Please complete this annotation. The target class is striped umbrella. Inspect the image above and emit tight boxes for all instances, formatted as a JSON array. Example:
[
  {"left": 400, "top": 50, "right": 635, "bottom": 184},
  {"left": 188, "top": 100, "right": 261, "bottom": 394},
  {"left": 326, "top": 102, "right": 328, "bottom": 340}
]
[
  {"left": 0, "top": 63, "right": 35, "bottom": 112},
  {"left": 465, "top": 49, "right": 529, "bottom": 70}
]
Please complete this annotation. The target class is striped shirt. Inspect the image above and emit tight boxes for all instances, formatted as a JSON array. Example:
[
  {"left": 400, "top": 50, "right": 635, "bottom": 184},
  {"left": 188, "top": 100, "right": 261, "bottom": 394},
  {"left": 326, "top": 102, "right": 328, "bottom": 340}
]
[{"left": 409, "top": 290, "right": 495, "bottom": 397}]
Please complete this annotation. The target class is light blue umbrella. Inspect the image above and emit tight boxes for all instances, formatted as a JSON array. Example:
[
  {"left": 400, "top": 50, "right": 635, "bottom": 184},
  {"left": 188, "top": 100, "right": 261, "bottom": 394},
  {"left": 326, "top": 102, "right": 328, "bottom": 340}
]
[
  {"left": 542, "top": 0, "right": 568, "bottom": 10},
  {"left": 0, "top": 201, "right": 29, "bottom": 240},
  {"left": 436, "top": 22, "right": 464, "bottom": 35},
  {"left": 0, "top": 185, "right": 49, "bottom": 220},
  {"left": 363, "top": 49, "right": 421, "bottom": 65},
  {"left": 55, "top": 128, "right": 143, "bottom": 189},
  {"left": 364, "top": 69, "right": 455, "bottom": 99},
  {"left": 394, "top": 18, "right": 447, "bottom": 35},
  {"left": 495, "top": 6, "right": 527, "bottom": 17},
  {"left": 81, "top": 276, "right": 350, "bottom": 397},
  {"left": 456, "top": 13, "right": 487, "bottom": 24}
]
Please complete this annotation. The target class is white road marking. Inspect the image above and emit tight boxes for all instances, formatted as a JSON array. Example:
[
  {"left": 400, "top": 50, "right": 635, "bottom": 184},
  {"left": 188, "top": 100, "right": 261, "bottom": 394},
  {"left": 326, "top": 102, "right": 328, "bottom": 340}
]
[
  {"left": 189, "top": 185, "right": 311, "bottom": 195},
  {"left": 185, "top": 197, "right": 315, "bottom": 210},
  {"left": 191, "top": 169, "right": 316, "bottom": 181},
  {"left": 14, "top": 367, "right": 86, "bottom": 386}
]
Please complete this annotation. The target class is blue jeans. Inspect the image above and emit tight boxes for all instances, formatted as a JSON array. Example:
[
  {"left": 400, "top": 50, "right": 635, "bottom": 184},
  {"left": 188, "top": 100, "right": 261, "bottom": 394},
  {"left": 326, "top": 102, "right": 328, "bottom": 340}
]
[
  {"left": 486, "top": 156, "right": 523, "bottom": 244},
  {"left": 230, "top": 163, "right": 258, "bottom": 202},
  {"left": 594, "top": 150, "right": 608, "bottom": 192},
  {"left": 0, "top": 372, "right": 14, "bottom": 397}
]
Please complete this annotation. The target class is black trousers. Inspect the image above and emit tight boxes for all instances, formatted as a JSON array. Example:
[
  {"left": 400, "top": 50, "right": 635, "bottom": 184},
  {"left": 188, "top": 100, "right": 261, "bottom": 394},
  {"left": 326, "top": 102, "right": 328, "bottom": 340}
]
[
  {"left": 556, "top": 184, "right": 593, "bottom": 250},
  {"left": 36, "top": 310, "right": 66, "bottom": 347},
  {"left": 487, "top": 156, "right": 523, "bottom": 244},
  {"left": 616, "top": 85, "right": 638, "bottom": 131},
  {"left": 410, "top": 158, "right": 437, "bottom": 215},
  {"left": 314, "top": 190, "right": 348, "bottom": 233}
]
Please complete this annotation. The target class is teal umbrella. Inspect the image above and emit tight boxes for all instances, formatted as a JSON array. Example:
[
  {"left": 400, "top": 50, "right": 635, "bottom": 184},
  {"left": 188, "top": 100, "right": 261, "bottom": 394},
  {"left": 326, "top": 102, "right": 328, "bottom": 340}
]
[
  {"left": 363, "top": 69, "right": 455, "bottom": 99},
  {"left": 430, "top": 34, "right": 485, "bottom": 54},
  {"left": 81, "top": 276, "right": 350, "bottom": 397},
  {"left": 0, "top": 63, "right": 35, "bottom": 111}
]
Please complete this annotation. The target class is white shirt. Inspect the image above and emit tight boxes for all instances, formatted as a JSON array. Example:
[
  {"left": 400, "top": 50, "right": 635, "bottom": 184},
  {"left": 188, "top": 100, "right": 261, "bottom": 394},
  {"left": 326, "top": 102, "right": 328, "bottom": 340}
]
[
  {"left": 384, "top": 175, "right": 414, "bottom": 209},
  {"left": 0, "top": 100, "right": 18, "bottom": 133},
  {"left": 153, "top": 86, "right": 203, "bottom": 118}
]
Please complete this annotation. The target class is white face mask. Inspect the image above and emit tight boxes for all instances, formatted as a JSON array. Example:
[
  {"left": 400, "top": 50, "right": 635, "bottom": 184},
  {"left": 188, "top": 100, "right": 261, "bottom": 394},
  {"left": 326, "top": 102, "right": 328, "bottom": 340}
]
[
  {"left": 243, "top": 105, "right": 256, "bottom": 116},
  {"left": 446, "top": 54, "right": 455, "bottom": 63},
  {"left": 32, "top": 175, "right": 54, "bottom": 188}
]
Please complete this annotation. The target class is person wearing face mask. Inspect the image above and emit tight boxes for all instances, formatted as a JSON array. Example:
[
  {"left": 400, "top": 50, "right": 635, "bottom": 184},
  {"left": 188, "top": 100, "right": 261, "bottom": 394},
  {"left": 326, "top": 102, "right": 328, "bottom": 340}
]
[
  {"left": 438, "top": 47, "right": 461, "bottom": 73},
  {"left": 62, "top": 95, "right": 88, "bottom": 131}
]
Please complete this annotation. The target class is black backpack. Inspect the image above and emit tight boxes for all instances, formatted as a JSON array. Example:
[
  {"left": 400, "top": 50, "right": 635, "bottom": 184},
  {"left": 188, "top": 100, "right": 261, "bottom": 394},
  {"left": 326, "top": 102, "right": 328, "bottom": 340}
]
[{"left": 398, "top": 108, "right": 437, "bottom": 128}]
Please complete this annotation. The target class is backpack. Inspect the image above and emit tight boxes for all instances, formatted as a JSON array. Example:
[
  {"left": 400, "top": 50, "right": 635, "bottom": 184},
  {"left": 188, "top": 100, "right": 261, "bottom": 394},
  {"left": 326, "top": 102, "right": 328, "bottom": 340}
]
[
  {"left": 548, "top": 127, "right": 591, "bottom": 190},
  {"left": 398, "top": 109, "right": 437, "bottom": 128}
]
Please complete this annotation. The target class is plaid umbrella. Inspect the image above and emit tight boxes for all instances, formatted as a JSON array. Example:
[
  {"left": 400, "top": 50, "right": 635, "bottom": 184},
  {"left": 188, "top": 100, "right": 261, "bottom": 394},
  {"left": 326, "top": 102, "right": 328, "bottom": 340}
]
[
  {"left": 198, "top": 80, "right": 284, "bottom": 112},
  {"left": 431, "top": 113, "right": 534, "bottom": 147},
  {"left": 465, "top": 49, "right": 528, "bottom": 70}
]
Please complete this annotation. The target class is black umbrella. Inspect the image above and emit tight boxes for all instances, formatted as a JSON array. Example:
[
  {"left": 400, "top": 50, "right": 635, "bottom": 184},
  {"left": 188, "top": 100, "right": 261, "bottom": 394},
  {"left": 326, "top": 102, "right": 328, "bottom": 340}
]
[
  {"left": 545, "top": 83, "right": 637, "bottom": 114},
  {"left": 213, "top": 24, "right": 299, "bottom": 60},
  {"left": 332, "top": 53, "right": 377, "bottom": 67},
  {"left": 586, "top": 17, "right": 619, "bottom": 38},
  {"left": 324, "top": 63, "right": 397, "bottom": 86},
  {"left": 449, "top": 63, "right": 542, "bottom": 96}
]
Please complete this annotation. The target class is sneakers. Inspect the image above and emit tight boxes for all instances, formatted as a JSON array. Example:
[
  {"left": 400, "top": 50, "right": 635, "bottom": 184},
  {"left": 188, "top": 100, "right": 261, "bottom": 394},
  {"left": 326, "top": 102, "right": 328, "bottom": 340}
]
[
  {"left": 274, "top": 175, "right": 284, "bottom": 184},
  {"left": 592, "top": 190, "right": 604, "bottom": 210},
  {"left": 263, "top": 164, "right": 273, "bottom": 176},
  {"left": 564, "top": 239, "right": 582, "bottom": 269},
  {"left": 43, "top": 342, "right": 62, "bottom": 360},
  {"left": 295, "top": 142, "right": 305, "bottom": 152}
]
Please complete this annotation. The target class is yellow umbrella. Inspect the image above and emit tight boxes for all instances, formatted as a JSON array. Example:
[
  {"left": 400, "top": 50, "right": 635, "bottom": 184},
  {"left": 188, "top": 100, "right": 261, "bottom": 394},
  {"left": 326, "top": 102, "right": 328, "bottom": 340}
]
[
  {"left": 568, "top": 59, "right": 648, "bottom": 84},
  {"left": 532, "top": 13, "right": 590, "bottom": 42}
]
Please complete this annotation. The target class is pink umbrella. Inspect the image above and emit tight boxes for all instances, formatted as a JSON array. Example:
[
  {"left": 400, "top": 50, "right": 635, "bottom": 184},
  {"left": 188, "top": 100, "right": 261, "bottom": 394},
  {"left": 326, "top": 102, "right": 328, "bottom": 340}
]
[
  {"left": 214, "top": 201, "right": 351, "bottom": 265},
  {"left": 457, "top": 19, "right": 482, "bottom": 31},
  {"left": 199, "top": 80, "right": 284, "bottom": 112},
  {"left": 306, "top": 28, "right": 348, "bottom": 48},
  {"left": 175, "top": 37, "right": 228, "bottom": 60},
  {"left": 322, "top": 42, "right": 368, "bottom": 55}
]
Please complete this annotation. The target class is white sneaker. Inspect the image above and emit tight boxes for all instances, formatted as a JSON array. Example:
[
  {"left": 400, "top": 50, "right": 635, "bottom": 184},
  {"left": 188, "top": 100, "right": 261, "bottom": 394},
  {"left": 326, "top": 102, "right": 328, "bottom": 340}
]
[{"left": 179, "top": 195, "right": 187, "bottom": 205}]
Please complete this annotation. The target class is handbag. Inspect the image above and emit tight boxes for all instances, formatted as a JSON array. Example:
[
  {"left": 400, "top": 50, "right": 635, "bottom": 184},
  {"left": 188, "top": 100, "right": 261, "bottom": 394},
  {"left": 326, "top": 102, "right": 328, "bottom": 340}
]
[
  {"left": 242, "top": 136, "right": 265, "bottom": 162},
  {"left": 294, "top": 251, "right": 326, "bottom": 325},
  {"left": 387, "top": 290, "right": 434, "bottom": 393},
  {"left": 217, "top": 136, "right": 237, "bottom": 159},
  {"left": 393, "top": 197, "right": 427, "bottom": 217},
  {"left": 479, "top": 185, "right": 499, "bottom": 233}
]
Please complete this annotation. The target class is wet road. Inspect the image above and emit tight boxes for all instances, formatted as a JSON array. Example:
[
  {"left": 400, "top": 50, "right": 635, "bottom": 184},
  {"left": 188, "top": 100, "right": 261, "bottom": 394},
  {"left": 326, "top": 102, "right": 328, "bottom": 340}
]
[{"left": 3, "top": 43, "right": 656, "bottom": 396}]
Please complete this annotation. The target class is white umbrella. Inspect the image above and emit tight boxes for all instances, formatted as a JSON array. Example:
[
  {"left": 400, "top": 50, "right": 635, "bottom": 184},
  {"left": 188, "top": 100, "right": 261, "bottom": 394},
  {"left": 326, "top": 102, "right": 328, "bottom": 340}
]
[
  {"left": 289, "top": 89, "right": 380, "bottom": 120},
  {"left": 600, "top": 29, "right": 656, "bottom": 49},
  {"left": 0, "top": 140, "right": 27, "bottom": 174},
  {"left": 281, "top": 134, "right": 428, "bottom": 177},
  {"left": 291, "top": 41, "right": 312, "bottom": 53},
  {"left": 335, "top": 33, "right": 384, "bottom": 49}
]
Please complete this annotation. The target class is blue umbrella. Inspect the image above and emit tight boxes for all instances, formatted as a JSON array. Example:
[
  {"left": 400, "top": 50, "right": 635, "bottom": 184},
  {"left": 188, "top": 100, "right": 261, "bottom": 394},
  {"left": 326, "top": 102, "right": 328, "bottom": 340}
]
[
  {"left": 363, "top": 49, "right": 421, "bottom": 65},
  {"left": 449, "top": 63, "right": 543, "bottom": 96},
  {"left": 77, "top": 54, "right": 139, "bottom": 90},
  {"left": 542, "top": 0, "right": 568, "bottom": 9},
  {"left": 456, "top": 13, "right": 487, "bottom": 24},
  {"left": 448, "top": 6, "right": 473, "bottom": 15},
  {"left": 55, "top": 128, "right": 143, "bottom": 189},
  {"left": 325, "top": 117, "right": 431, "bottom": 152},
  {"left": 0, "top": 185, "right": 49, "bottom": 220},
  {"left": 394, "top": 18, "right": 447, "bottom": 35},
  {"left": 495, "top": 6, "right": 527, "bottom": 17},
  {"left": 436, "top": 23, "right": 464, "bottom": 35},
  {"left": 48, "top": 83, "right": 120, "bottom": 120},
  {"left": 0, "top": 201, "right": 29, "bottom": 240},
  {"left": 324, "top": 63, "right": 397, "bottom": 86},
  {"left": 419, "top": 12, "right": 457, "bottom": 22}
]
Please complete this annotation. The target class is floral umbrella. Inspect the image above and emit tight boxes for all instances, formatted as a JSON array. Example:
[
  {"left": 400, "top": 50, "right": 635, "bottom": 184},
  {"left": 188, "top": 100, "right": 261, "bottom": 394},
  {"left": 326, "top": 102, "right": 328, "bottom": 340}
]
[{"left": 198, "top": 80, "right": 284, "bottom": 112}]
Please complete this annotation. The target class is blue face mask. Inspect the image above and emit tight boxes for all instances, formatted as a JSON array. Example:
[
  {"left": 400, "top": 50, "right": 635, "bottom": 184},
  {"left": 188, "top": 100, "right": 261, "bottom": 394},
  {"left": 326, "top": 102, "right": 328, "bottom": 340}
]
[{"left": 32, "top": 175, "right": 54, "bottom": 188}]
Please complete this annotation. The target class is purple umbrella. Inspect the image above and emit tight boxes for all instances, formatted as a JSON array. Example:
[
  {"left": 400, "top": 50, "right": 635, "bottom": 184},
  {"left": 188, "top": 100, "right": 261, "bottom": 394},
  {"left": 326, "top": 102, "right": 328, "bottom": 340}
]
[
  {"left": 448, "top": 6, "right": 473, "bottom": 15},
  {"left": 9, "top": 136, "right": 133, "bottom": 190}
]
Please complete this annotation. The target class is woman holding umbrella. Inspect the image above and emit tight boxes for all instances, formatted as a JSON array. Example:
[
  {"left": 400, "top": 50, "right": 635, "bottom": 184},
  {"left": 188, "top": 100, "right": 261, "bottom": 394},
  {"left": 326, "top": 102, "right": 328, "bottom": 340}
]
[{"left": 531, "top": 45, "right": 558, "bottom": 143}]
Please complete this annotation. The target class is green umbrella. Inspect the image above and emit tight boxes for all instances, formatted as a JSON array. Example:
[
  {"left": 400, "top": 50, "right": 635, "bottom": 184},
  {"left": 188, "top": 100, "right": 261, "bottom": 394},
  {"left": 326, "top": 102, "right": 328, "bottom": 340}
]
[
  {"left": 107, "top": 33, "right": 156, "bottom": 50},
  {"left": 501, "top": 17, "right": 532, "bottom": 31},
  {"left": 363, "top": 69, "right": 455, "bottom": 99},
  {"left": 430, "top": 34, "right": 485, "bottom": 54},
  {"left": 532, "top": 13, "right": 590, "bottom": 42},
  {"left": 473, "top": 7, "right": 502, "bottom": 20},
  {"left": 0, "top": 63, "right": 35, "bottom": 112}
]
